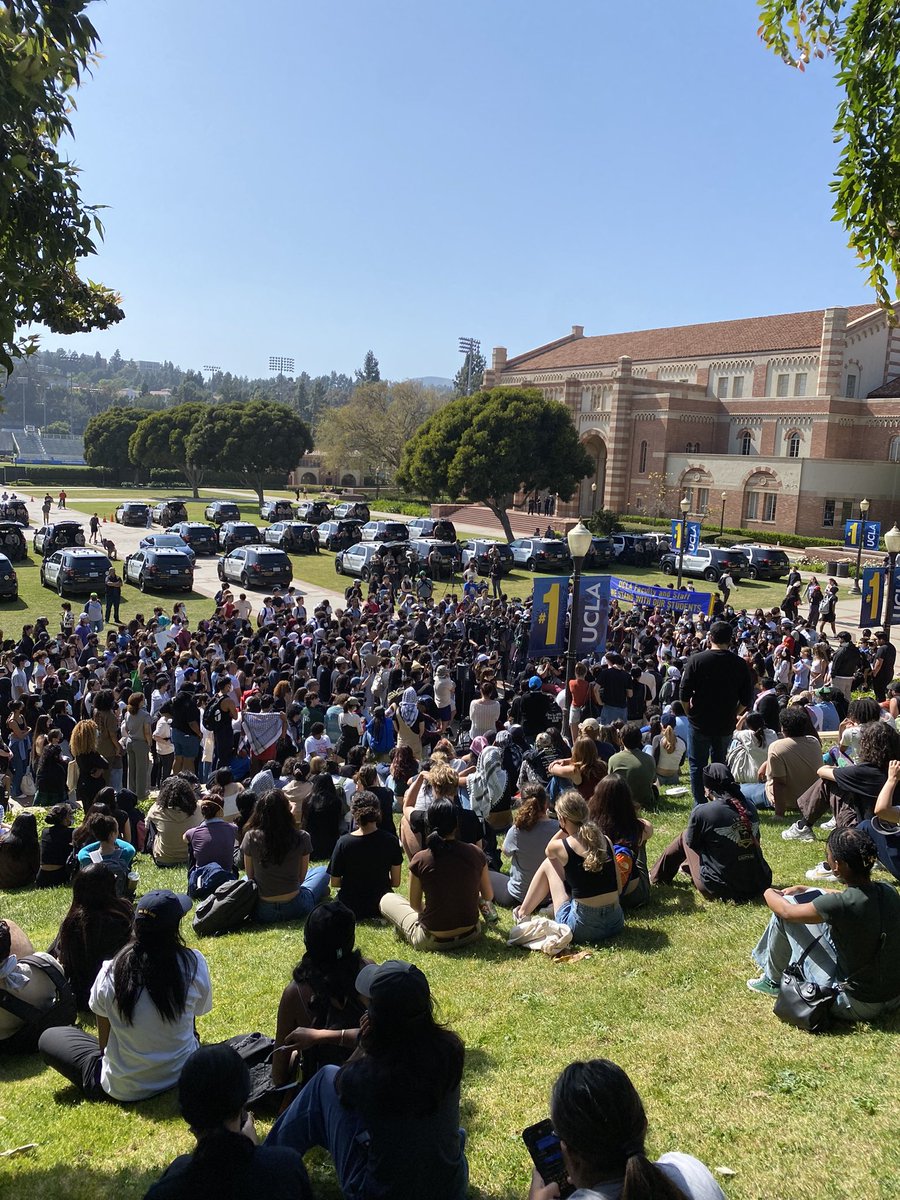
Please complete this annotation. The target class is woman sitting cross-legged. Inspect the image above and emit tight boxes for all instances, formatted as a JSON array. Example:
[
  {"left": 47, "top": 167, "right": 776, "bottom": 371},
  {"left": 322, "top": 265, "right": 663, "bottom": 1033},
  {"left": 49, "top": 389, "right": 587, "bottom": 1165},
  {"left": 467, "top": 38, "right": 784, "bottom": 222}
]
[
  {"left": 328, "top": 792, "right": 403, "bottom": 920},
  {"left": 241, "top": 789, "right": 330, "bottom": 924},
  {"left": 488, "top": 784, "right": 559, "bottom": 909},
  {"left": 380, "top": 798, "right": 492, "bottom": 951},
  {"left": 747, "top": 827, "right": 900, "bottom": 1021},
  {"left": 144, "top": 1044, "right": 312, "bottom": 1200},
  {"left": 272, "top": 901, "right": 369, "bottom": 1089},
  {"left": 650, "top": 763, "right": 773, "bottom": 903},
  {"left": 589, "top": 775, "right": 654, "bottom": 910},
  {"left": 39, "top": 890, "right": 212, "bottom": 1101},
  {"left": 48, "top": 863, "right": 134, "bottom": 1009},
  {"left": 513, "top": 790, "right": 624, "bottom": 945},
  {"left": 267, "top": 959, "right": 469, "bottom": 1200}
]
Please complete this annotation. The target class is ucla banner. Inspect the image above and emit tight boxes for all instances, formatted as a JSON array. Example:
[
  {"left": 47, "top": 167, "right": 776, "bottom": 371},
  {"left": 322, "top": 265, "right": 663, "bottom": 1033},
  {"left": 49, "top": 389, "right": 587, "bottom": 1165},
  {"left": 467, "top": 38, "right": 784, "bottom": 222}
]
[
  {"left": 860, "top": 565, "right": 900, "bottom": 627},
  {"left": 670, "top": 519, "right": 701, "bottom": 553},
  {"left": 529, "top": 576, "right": 568, "bottom": 655},
  {"left": 574, "top": 575, "right": 611, "bottom": 656},
  {"left": 845, "top": 520, "right": 881, "bottom": 551},
  {"left": 610, "top": 576, "right": 715, "bottom": 616}
]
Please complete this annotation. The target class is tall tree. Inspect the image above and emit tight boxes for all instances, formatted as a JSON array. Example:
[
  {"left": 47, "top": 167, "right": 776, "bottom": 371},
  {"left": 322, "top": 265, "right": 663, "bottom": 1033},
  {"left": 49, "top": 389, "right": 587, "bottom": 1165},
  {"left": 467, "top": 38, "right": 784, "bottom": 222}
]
[
  {"left": 188, "top": 400, "right": 313, "bottom": 504},
  {"left": 128, "top": 403, "right": 211, "bottom": 498},
  {"left": 0, "top": 0, "right": 123, "bottom": 376},
  {"left": 83, "top": 407, "right": 152, "bottom": 482},
  {"left": 759, "top": 1, "right": 900, "bottom": 308},
  {"left": 355, "top": 350, "right": 381, "bottom": 383},
  {"left": 453, "top": 346, "right": 486, "bottom": 396},
  {"left": 397, "top": 387, "right": 593, "bottom": 542},
  {"left": 316, "top": 380, "right": 445, "bottom": 481}
]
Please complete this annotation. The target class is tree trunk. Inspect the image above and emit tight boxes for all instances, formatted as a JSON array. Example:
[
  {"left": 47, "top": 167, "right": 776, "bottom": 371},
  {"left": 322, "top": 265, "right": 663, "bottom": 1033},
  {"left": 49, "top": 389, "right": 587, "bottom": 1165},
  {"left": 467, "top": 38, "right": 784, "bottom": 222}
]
[
  {"left": 184, "top": 462, "right": 204, "bottom": 500},
  {"left": 486, "top": 498, "right": 515, "bottom": 543},
  {"left": 251, "top": 473, "right": 265, "bottom": 506}
]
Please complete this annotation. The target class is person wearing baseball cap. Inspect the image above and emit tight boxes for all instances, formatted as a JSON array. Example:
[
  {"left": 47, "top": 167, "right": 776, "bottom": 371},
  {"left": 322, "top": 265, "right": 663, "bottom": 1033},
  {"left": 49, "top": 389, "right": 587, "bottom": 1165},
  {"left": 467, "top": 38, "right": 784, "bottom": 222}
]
[
  {"left": 268, "top": 958, "right": 468, "bottom": 1199},
  {"left": 40, "top": 890, "right": 212, "bottom": 1103}
]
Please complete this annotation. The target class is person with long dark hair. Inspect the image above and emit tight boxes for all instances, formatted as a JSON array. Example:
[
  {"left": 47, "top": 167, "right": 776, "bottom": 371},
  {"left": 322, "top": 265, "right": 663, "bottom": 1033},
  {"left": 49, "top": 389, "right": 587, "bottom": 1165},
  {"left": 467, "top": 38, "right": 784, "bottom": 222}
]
[
  {"left": 272, "top": 901, "right": 368, "bottom": 1088},
  {"left": 241, "top": 789, "right": 329, "bottom": 923},
  {"left": 39, "top": 889, "right": 212, "bottom": 1100},
  {"left": 590, "top": 775, "right": 654, "bottom": 910},
  {"left": 267, "top": 960, "right": 468, "bottom": 1200},
  {"left": 48, "top": 864, "right": 133, "bottom": 1008},
  {"left": 0, "top": 812, "right": 39, "bottom": 890},
  {"left": 34, "top": 729, "right": 69, "bottom": 807},
  {"left": 303, "top": 770, "right": 344, "bottom": 860},
  {"left": 651, "top": 763, "right": 772, "bottom": 902},
  {"left": 527, "top": 1058, "right": 725, "bottom": 1200},
  {"left": 144, "top": 1044, "right": 312, "bottom": 1200},
  {"left": 36, "top": 804, "right": 74, "bottom": 887}
]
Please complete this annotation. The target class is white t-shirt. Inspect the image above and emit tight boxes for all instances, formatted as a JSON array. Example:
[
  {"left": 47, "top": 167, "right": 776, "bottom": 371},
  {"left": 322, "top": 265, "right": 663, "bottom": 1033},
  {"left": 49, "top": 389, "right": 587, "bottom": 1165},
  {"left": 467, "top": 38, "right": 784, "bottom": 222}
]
[
  {"left": 153, "top": 715, "right": 174, "bottom": 756},
  {"left": 570, "top": 1152, "right": 725, "bottom": 1200},
  {"left": 90, "top": 949, "right": 212, "bottom": 1101},
  {"left": 305, "top": 734, "right": 332, "bottom": 759},
  {"left": 435, "top": 677, "right": 455, "bottom": 708}
]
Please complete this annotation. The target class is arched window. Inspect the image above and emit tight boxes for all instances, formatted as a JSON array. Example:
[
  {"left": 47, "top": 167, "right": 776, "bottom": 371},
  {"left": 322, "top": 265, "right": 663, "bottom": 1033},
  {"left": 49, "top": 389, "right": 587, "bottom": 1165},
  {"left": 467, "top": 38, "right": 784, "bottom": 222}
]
[
  {"left": 638, "top": 440, "right": 648, "bottom": 473},
  {"left": 787, "top": 431, "right": 801, "bottom": 458},
  {"left": 890, "top": 436, "right": 900, "bottom": 463},
  {"left": 739, "top": 430, "right": 753, "bottom": 456}
]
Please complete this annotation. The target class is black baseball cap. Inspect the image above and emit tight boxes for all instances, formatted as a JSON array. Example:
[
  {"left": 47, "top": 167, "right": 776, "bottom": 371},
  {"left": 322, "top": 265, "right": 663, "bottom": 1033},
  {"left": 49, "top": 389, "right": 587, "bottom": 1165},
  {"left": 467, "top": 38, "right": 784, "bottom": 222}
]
[{"left": 355, "top": 960, "right": 430, "bottom": 1019}]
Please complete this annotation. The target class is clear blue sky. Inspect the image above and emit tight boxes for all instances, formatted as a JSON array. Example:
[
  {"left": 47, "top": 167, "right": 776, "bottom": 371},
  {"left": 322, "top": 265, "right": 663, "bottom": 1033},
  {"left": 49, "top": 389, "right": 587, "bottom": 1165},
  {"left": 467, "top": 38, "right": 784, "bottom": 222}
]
[{"left": 51, "top": 0, "right": 869, "bottom": 380}]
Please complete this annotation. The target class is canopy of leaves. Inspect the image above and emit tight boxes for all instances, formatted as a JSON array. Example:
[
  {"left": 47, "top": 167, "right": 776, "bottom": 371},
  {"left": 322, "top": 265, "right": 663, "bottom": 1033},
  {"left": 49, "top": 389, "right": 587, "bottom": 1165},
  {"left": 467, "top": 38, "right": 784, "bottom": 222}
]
[
  {"left": 397, "top": 387, "right": 593, "bottom": 540},
  {"left": 83, "top": 407, "right": 152, "bottom": 477},
  {"left": 315, "top": 380, "right": 445, "bottom": 477},
  {"left": 186, "top": 400, "right": 313, "bottom": 502},
  {"left": 0, "top": 0, "right": 123, "bottom": 375},
  {"left": 127, "top": 403, "right": 210, "bottom": 497},
  {"left": 453, "top": 347, "right": 486, "bottom": 396},
  {"left": 759, "top": 0, "right": 900, "bottom": 309}
]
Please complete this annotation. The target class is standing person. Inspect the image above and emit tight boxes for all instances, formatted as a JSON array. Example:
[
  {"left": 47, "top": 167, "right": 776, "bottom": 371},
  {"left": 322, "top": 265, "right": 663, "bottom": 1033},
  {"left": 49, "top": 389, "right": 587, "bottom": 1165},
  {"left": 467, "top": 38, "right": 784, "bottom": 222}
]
[
  {"left": 818, "top": 579, "right": 839, "bottom": 637},
  {"left": 208, "top": 677, "right": 238, "bottom": 771},
  {"left": 595, "top": 653, "right": 632, "bottom": 725},
  {"left": 41, "top": 493, "right": 52, "bottom": 523},
  {"left": 170, "top": 681, "right": 202, "bottom": 775},
  {"left": 828, "top": 631, "right": 864, "bottom": 702},
  {"left": 871, "top": 629, "right": 897, "bottom": 703},
  {"left": 39, "top": 890, "right": 213, "bottom": 1101},
  {"left": 122, "top": 691, "right": 153, "bottom": 800},
  {"left": 85, "top": 592, "right": 104, "bottom": 633},
  {"left": 89, "top": 513, "right": 100, "bottom": 544},
  {"left": 489, "top": 548, "right": 503, "bottom": 599},
  {"left": 679, "top": 621, "right": 754, "bottom": 807},
  {"left": 104, "top": 565, "right": 122, "bottom": 625},
  {"left": 58, "top": 488, "right": 67, "bottom": 509},
  {"left": 92, "top": 689, "right": 123, "bottom": 790}
]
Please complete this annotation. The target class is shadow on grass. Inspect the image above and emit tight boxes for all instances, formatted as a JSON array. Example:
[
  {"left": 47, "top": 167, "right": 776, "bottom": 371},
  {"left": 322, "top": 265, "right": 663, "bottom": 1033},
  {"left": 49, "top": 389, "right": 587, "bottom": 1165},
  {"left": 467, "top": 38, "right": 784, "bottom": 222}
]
[
  {"left": 0, "top": 1164, "right": 164, "bottom": 1200},
  {"left": 0, "top": 1050, "right": 47, "bottom": 1081}
]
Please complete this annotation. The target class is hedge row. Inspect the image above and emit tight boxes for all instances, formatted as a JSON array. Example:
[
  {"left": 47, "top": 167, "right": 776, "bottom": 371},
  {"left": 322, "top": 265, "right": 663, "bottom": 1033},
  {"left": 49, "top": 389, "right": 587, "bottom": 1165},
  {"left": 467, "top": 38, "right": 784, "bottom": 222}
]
[{"left": 618, "top": 514, "right": 850, "bottom": 551}]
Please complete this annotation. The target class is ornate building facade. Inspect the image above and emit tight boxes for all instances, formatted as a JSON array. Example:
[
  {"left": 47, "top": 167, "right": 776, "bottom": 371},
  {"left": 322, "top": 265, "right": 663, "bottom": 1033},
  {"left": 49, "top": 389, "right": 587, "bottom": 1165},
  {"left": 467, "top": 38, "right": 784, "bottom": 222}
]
[{"left": 483, "top": 305, "right": 900, "bottom": 537}]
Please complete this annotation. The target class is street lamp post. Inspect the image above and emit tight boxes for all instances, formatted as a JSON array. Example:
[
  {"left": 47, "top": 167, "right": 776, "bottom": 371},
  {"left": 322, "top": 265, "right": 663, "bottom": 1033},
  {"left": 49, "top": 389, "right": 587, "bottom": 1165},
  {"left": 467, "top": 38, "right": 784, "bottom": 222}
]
[
  {"left": 719, "top": 491, "right": 727, "bottom": 537},
  {"left": 563, "top": 520, "right": 594, "bottom": 743},
  {"left": 882, "top": 523, "right": 900, "bottom": 640},
  {"left": 850, "top": 497, "right": 870, "bottom": 594},
  {"left": 676, "top": 495, "right": 690, "bottom": 589}
]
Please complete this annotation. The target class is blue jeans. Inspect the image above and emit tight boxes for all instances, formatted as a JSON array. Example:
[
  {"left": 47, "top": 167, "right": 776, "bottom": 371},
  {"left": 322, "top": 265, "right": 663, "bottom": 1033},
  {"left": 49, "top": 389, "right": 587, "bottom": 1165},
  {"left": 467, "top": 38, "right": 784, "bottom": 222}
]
[
  {"left": 255, "top": 866, "right": 329, "bottom": 923},
  {"left": 556, "top": 899, "right": 624, "bottom": 944},
  {"left": 739, "top": 782, "right": 772, "bottom": 809},
  {"left": 600, "top": 705, "right": 628, "bottom": 725},
  {"left": 688, "top": 729, "right": 731, "bottom": 806}
]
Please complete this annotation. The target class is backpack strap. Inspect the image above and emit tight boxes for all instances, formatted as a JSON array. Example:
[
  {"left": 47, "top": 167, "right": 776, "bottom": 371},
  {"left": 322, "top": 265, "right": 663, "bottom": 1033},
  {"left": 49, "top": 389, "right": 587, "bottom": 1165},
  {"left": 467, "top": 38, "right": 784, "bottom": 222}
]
[{"left": 0, "top": 956, "right": 67, "bottom": 1020}]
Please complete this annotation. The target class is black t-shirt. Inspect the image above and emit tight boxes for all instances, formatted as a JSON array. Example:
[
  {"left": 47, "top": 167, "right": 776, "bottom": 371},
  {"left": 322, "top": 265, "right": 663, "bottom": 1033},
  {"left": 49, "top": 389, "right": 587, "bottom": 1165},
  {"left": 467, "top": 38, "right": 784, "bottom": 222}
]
[
  {"left": 145, "top": 1143, "right": 312, "bottom": 1200},
  {"left": 519, "top": 691, "right": 556, "bottom": 738},
  {"left": 874, "top": 644, "right": 897, "bottom": 691},
  {"left": 596, "top": 666, "right": 630, "bottom": 708},
  {"left": 40, "top": 823, "right": 72, "bottom": 867},
  {"left": 832, "top": 763, "right": 887, "bottom": 816},
  {"left": 170, "top": 690, "right": 200, "bottom": 735},
  {"left": 328, "top": 829, "right": 404, "bottom": 919},
  {"left": 679, "top": 648, "right": 754, "bottom": 736},
  {"left": 685, "top": 797, "right": 772, "bottom": 901}
]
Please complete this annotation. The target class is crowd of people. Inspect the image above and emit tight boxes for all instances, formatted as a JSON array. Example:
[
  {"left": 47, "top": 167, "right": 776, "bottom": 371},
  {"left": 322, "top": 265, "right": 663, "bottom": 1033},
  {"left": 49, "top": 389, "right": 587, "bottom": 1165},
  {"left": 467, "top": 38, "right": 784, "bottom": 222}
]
[{"left": 1, "top": 557, "right": 900, "bottom": 1196}]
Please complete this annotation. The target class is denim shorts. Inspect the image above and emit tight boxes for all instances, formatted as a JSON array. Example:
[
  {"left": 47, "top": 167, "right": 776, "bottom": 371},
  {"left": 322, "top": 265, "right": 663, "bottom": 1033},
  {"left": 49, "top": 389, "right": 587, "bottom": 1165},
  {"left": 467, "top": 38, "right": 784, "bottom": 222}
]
[
  {"left": 171, "top": 728, "right": 200, "bottom": 758},
  {"left": 556, "top": 899, "right": 624, "bottom": 944}
]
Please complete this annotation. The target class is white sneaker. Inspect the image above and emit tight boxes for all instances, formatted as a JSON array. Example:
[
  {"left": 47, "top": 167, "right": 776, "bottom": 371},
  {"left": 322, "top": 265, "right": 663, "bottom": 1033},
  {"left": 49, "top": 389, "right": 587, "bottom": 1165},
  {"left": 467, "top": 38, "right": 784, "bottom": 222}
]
[
  {"left": 782, "top": 820, "right": 815, "bottom": 842},
  {"left": 821, "top": 816, "right": 837, "bottom": 832},
  {"left": 805, "top": 861, "right": 837, "bottom": 882}
]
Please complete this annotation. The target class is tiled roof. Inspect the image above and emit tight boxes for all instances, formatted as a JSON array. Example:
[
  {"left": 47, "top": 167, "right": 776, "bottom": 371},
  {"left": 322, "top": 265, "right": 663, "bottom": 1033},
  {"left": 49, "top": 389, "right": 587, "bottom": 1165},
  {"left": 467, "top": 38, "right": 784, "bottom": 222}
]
[
  {"left": 505, "top": 305, "right": 879, "bottom": 371},
  {"left": 868, "top": 376, "right": 900, "bottom": 398}
]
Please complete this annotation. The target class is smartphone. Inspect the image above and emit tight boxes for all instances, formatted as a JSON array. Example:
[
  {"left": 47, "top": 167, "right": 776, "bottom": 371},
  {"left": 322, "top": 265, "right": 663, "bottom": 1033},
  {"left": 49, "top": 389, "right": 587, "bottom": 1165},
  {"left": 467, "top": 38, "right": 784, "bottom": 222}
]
[{"left": 522, "top": 1118, "right": 573, "bottom": 1198}]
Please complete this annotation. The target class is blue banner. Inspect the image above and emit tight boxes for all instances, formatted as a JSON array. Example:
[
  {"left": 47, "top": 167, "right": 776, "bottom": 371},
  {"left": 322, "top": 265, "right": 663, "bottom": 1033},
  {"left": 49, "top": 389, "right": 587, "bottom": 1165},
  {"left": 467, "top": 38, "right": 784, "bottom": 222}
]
[
  {"left": 529, "top": 576, "right": 567, "bottom": 655},
  {"left": 845, "top": 520, "right": 881, "bottom": 550},
  {"left": 861, "top": 565, "right": 900, "bottom": 627},
  {"left": 574, "top": 575, "right": 611, "bottom": 656},
  {"left": 610, "top": 576, "right": 715, "bottom": 616},
  {"left": 670, "top": 519, "right": 701, "bottom": 553}
]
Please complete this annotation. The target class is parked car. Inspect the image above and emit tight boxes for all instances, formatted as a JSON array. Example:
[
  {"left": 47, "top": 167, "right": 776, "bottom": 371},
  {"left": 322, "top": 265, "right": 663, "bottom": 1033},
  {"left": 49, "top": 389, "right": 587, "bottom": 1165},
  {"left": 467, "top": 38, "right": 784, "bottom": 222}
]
[
  {"left": 41, "top": 547, "right": 110, "bottom": 596},
  {"left": 584, "top": 537, "right": 614, "bottom": 569},
  {"left": 0, "top": 553, "right": 18, "bottom": 600},
  {"left": 34, "top": 521, "right": 86, "bottom": 557},
  {"left": 460, "top": 539, "right": 515, "bottom": 576},
  {"left": 204, "top": 499, "right": 242, "bottom": 525},
  {"left": 114, "top": 500, "right": 151, "bottom": 527},
  {"left": 124, "top": 548, "right": 194, "bottom": 592},
  {"left": 259, "top": 498, "right": 295, "bottom": 522},
  {"left": 332, "top": 499, "right": 371, "bottom": 522},
  {"left": 263, "top": 521, "right": 319, "bottom": 553},
  {"left": 408, "top": 538, "right": 463, "bottom": 579},
  {"left": 217, "top": 545, "right": 292, "bottom": 589},
  {"left": 217, "top": 521, "right": 261, "bottom": 552},
  {"left": 0, "top": 522, "right": 27, "bottom": 562},
  {"left": 641, "top": 532, "right": 672, "bottom": 560},
  {"left": 610, "top": 533, "right": 653, "bottom": 566},
  {"left": 334, "top": 540, "right": 416, "bottom": 580},
  {"left": 317, "top": 519, "right": 364, "bottom": 552},
  {"left": 295, "top": 500, "right": 333, "bottom": 524},
  {"left": 659, "top": 544, "right": 750, "bottom": 582},
  {"left": 731, "top": 544, "right": 791, "bottom": 580},
  {"left": 508, "top": 537, "right": 573, "bottom": 573},
  {"left": 408, "top": 516, "right": 458, "bottom": 542},
  {"left": 360, "top": 520, "right": 409, "bottom": 542},
  {"left": 151, "top": 498, "right": 188, "bottom": 526},
  {"left": 1, "top": 499, "right": 29, "bottom": 525},
  {"left": 138, "top": 532, "right": 196, "bottom": 566},
  {"left": 166, "top": 521, "right": 218, "bottom": 555}
]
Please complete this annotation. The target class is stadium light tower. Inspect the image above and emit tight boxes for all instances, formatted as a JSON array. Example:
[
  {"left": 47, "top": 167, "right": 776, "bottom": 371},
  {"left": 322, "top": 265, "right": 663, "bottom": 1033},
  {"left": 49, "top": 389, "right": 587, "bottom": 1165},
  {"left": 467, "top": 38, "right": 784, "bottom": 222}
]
[
  {"left": 458, "top": 337, "right": 480, "bottom": 395},
  {"left": 268, "top": 357, "right": 295, "bottom": 404}
]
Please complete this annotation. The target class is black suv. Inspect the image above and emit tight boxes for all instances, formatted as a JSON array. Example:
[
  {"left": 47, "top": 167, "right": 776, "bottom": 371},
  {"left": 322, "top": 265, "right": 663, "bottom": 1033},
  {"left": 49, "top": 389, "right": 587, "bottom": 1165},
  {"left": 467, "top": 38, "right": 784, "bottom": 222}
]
[
  {"left": 204, "top": 499, "right": 242, "bottom": 525},
  {"left": 295, "top": 499, "right": 333, "bottom": 524},
  {"left": 731, "top": 545, "right": 791, "bottom": 580},
  {"left": 0, "top": 553, "right": 18, "bottom": 600},
  {"left": 124, "top": 548, "right": 194, "bottom": 592},
  {"left": 41, "top": 547, "right": 110, "bottom": 596},
  {"left": 317, "top": 519, "right": 364, "bottom": 551},
  {"left": 0, "top": 522, "right": 27, "bottom": 562},
  {"left": 584, "top": 537, "right": 614, "bottom": 569},
  {"left": 217, "top": 521, "right": 261, "bottom": 551},
  {"left": 151, "top": 498, "right": 189, "bottom": 526},
  {"left": 34, "top": 521, "right": 85, "bottom": 556},
  {"left": 167, "top": 521, "right": 219, "bottom": 555},
  {"left": 115, "top": 500, "right": 151, "bottom": 526},
  {"left": 409, "top": 538, "right": 463, "bottom": 579},
  {"left": 260, "top": 499, "right": 295, "bottom": 522},
  {"left": 218, "top": 545, "right": 292, "bottom": 589}
]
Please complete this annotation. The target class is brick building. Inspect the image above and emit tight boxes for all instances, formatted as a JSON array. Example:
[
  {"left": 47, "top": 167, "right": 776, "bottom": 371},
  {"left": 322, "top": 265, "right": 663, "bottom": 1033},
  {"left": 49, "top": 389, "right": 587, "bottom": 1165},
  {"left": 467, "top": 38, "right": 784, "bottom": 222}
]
[{"left": 483, "top": 305, "right": 900, "bottom": 537}]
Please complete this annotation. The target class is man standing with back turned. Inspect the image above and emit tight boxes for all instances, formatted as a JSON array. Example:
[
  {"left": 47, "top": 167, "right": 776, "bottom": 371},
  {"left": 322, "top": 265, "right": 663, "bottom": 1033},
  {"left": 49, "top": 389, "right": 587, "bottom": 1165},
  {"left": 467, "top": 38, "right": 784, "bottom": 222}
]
[{"left": 680, "top": 620, "right": 754, "bottom": 806}]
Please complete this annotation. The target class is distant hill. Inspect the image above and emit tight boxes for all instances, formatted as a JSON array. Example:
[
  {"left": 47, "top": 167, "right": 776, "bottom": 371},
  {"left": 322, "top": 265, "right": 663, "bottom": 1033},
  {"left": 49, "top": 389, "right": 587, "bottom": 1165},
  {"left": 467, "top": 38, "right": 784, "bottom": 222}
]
[{"left": 414, "top": 376, "right": 454, "bottom": 390}]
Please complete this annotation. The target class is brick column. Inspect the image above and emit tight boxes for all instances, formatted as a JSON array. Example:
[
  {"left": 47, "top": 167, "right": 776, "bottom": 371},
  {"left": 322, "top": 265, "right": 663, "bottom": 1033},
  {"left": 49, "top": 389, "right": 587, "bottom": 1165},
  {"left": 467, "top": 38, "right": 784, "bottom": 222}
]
[
  {"left": 605, "top": 356, "right": 633, "bottom": 513},
  {"left": 817, "top": 307, "right": 847, "bottom": 396}
]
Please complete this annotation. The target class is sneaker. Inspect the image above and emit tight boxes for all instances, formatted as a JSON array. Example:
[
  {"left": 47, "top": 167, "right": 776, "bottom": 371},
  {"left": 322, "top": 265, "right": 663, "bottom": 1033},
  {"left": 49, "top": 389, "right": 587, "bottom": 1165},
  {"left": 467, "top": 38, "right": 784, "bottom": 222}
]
[
  {"left": 821, "top": 816, "right": 837, "bottom": 832},
  {"left": 747, "top": 976, "right": 780, "bottom": 997},
  {"left": 782, "top": 820, "right": 815, "bottom": 842},
  {"left": 805, "top": 861, "right": 837, "bottom": 882}
]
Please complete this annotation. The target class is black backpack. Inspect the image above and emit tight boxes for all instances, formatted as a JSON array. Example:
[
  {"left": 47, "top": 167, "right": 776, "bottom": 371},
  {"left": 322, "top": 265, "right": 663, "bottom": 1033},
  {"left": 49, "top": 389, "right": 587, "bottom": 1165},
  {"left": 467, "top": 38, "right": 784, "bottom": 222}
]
[
  {"left": 192, "top": 877, "right": 259, "bottom": 937},
  {"left": 203, "top": 696, "right": 224, "bottom": 731},
  {"left": 0, "top": 956, "right": 77, "bottom": 1054}
]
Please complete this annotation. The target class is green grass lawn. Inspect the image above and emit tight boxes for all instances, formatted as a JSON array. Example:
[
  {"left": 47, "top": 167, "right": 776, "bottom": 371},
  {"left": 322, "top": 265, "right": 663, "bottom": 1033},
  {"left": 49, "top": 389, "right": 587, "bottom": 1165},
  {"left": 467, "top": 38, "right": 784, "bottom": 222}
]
[{"left": 2, "top": 788, "right": 899, "bottom": 1200}]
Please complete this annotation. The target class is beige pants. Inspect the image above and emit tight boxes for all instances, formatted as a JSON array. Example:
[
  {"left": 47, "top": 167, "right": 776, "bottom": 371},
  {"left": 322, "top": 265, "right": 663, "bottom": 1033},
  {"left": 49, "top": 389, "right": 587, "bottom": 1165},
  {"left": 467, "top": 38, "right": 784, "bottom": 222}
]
[
  {"left": 379, "top": 893, "right": 482, "bottom": 952},
  {"left": 830, "top": 676, "right": 853, "bottom": 702}
]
